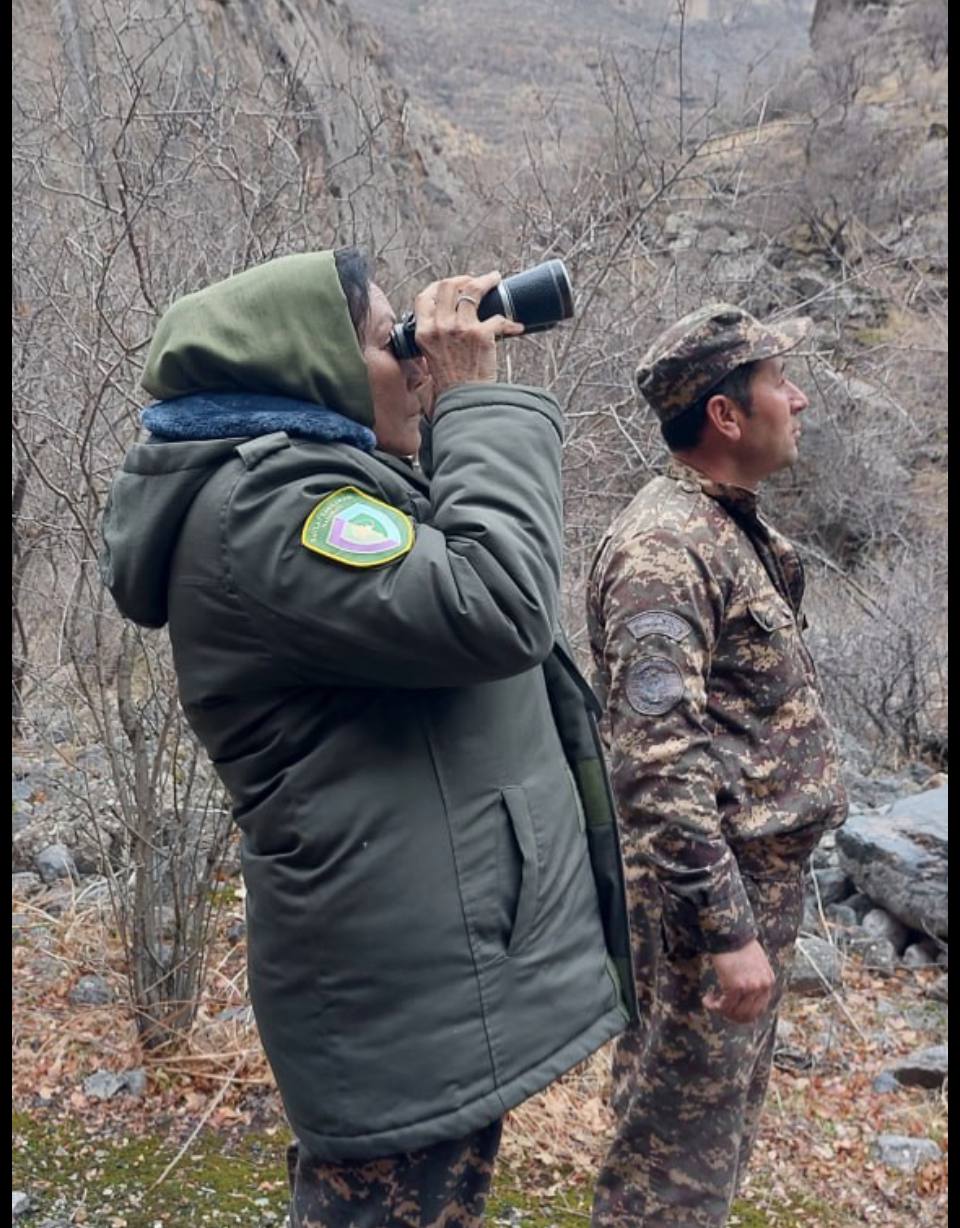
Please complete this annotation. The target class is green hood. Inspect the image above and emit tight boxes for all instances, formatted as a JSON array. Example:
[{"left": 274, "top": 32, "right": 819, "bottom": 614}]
[{"left": 141, "top": 251, "right": 375, "bottom": 427}]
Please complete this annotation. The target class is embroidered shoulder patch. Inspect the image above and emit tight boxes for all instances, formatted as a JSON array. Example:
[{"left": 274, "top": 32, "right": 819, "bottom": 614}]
[
  {"left": 625, "top": 656, "right": 685, "bottom": 716},
  {"left": 626, "top": 610, "right": 692, "bottom": 642},
  {"left": 301, "top": 487, "right": 414, "bottom": 568}
]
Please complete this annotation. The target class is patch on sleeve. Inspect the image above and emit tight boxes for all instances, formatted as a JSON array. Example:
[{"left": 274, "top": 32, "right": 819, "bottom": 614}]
[
  {"left": 625, "top": 656, "right": 685, "bottom": 716},
  {"left": 301, "top": 487, "right": 414, "bottom": 568},
  {"left": 626, "top": 610, "right": 692, "bottom": 643}
]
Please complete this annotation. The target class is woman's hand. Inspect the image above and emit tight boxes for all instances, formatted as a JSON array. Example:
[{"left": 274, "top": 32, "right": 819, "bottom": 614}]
[{"left": 412, "top": 271, "right": 525, "bottom": 397}]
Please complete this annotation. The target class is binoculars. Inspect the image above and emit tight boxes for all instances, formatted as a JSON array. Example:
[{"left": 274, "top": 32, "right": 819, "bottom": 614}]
[{"left": 388, "top": 258, "right": 575, "bottom": 361}]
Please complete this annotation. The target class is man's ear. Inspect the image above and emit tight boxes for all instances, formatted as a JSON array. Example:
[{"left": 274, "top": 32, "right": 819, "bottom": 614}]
[{"left": 704, "top": 393, "right": 743, "bottom": 443}]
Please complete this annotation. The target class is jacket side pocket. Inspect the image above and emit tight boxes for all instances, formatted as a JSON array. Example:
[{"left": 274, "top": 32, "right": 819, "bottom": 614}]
[{"left": 501, "top": 786, "right": 541, "bottom": 956}]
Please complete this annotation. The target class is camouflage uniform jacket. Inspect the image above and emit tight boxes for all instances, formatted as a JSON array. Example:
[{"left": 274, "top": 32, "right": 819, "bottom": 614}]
[{"left": 587, "top": 458, "right": 847, "bottom": 955}]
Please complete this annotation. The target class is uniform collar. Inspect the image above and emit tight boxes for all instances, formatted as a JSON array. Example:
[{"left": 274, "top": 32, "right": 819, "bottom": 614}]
[{"left": 665, "top": 457, "right": 760, "bottom": 518}]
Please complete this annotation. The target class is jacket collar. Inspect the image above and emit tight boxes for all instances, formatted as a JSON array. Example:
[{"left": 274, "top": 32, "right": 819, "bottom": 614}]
[
  {"left": 665, "top": 457, "right": 760, "bottom": 519},
  {"left": 141, "top": 391, "right": 377, "bottom": 451}
]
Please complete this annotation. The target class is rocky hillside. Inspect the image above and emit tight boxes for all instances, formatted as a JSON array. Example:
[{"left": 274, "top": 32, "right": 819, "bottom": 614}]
[{"left": 13, "top": 0, "right": 471, "bottom": 271}]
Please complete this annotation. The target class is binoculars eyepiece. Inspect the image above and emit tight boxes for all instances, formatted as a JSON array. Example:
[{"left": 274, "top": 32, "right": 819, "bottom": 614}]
[{"left": 388, "top": 258, "right": 575, "bottom": 361}]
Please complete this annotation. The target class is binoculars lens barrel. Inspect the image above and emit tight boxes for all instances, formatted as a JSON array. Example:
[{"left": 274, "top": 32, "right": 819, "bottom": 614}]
[{"left": 388, "top": 259, "right": 574, "bottom": 361}]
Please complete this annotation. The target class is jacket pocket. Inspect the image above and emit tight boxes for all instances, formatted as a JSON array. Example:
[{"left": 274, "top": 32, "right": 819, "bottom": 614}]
[
  {"left": 500, "top": 786, "right": 541, "bottom": 956},
  {"left": 747, "top": 597, "right": 794, "bottom": 634}
]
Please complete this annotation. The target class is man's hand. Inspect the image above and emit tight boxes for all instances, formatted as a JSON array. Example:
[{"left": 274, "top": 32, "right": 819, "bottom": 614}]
[
  {"left": 703, "top": 938, "right": 775, "bottom": 1024},
  {"left": 413, "top": 271, "right": 524, "bottom": 396}
]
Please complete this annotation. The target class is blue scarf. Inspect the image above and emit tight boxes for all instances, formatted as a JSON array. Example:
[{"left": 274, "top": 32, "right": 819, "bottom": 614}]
[{"left": 141, "top": 391, "right": 377, "bottom": 452}]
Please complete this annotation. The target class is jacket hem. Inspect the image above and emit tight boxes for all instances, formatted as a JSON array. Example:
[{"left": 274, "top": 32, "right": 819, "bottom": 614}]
[{"left": 287, "top": 1005, "right": 626, "bottom": 1162}]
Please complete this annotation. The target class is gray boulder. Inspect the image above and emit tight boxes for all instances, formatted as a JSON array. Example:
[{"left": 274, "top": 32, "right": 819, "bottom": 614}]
[
  {"left": 902, "top": 941, "right": 938, "bottom": 968},
  {"left": 927, "top": 975, "right": 948, "bottom": 1002},
  {"left": 836, "top": 784, "right": 947, "bottom": 938},
  {"left": 12, "top": 1191, "right": 32, "bottom": 1218},
  {"left": 82, "top": 1068, "right": 146, "bottom": 1099},
  {"left": 810, "top": 867, "right": 851, "bottom": 906},
  {"left": 68, "top": 974, "right": 113, "bottom": 1006},
  {"left": 11, "top": 871, "right": 42, "bottom": 897},
  {"left": 871, "top": 1135, "right": 942, "bottom": 1172},
  {"left": 34, "top": 843, "right": 78, "bottom": 885},
  {"left": 848, "top": 935, "right": 899, "bottom": 974},
  {"left": 83, "top": 1070, "right": 128, "bottom": 1100},
  {"left": 889, "top": 1045, "right": 948, "bottom": 1089},
  {"left": 123, "top": 1068, "right": 148, "bottom": 1097},
  {"left": 843, "top": 891, "right": 875, "bottom": 922},
  {"left": 788, "top": 936, "right": 843, "bottom": 995},
  {"left": 861, "top": 907, "right": 910, "bottom": 954},
  {"left": 825, "top": 903, "right": 859, "bottom": 929}
]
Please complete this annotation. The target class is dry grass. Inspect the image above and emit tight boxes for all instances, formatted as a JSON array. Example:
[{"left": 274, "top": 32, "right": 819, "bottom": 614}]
[{"left": 13, "top": 885, "right": 948, "bottom": 1224}]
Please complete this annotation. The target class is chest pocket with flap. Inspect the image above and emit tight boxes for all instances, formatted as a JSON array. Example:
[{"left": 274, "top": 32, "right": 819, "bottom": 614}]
[{"left": 747, "top": 596, "right": 794, "bottom": 634}]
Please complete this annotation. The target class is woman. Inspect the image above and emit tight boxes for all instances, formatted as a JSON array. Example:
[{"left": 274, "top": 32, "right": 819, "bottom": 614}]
[{"left": 102, "top": 248, "right": 635, "bottom": 1226}]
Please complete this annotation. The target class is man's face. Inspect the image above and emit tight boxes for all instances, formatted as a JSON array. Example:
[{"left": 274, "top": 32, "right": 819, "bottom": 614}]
[{"left": 735, "top": 356, "right": 809, "bottom": 480}]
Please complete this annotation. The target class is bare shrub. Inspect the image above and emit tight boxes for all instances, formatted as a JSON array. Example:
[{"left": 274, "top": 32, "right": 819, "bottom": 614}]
[{"left": 12, "top": 0, "right": 433, "bottom": 1045}]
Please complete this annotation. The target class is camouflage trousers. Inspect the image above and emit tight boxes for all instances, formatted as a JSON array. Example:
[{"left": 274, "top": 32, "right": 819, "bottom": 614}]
[
  {"left": 591, "top": 858, "right": 806, "bottom": 1228},
  {"left": 286, "top": 1118, "right": 503, "bottom": 1228}
]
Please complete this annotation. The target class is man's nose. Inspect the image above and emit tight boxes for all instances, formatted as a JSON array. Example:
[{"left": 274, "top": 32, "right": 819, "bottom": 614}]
[{"left": 788, "top": 380, "right": 808, "bottom": 413}]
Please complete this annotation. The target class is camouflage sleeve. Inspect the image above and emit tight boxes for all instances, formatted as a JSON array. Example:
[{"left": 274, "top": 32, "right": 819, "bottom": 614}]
[{"left": 594, "top": 530, "right": 757, "bottom": 955}]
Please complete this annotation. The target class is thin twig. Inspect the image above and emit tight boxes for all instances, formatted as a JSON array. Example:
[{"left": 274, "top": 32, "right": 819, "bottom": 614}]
[
  {"left": 796, "top": 943, "right": 868, "bottom": 1043},
  {"left": 148, "top": 1055, "right": 245, "bottom": 1190}
]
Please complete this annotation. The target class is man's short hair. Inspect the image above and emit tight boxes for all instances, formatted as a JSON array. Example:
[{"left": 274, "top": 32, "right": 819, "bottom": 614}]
[{"left": 660, "top": 361, "right": 757, "bottom": 452}]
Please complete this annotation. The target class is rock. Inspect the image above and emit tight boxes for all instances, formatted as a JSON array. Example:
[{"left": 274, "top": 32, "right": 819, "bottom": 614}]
[
  {"left": 835, "top": 785, "right": 948, "bottom": 938},
  {"left": 123, "top": 1068, "right": 148, "bottom": 1097},
  {"left": 890, "top": 1045, "right": 948, "bottom": 1089},
  {"left": 849, "top": 935, "right": 899, "bottom": 974},
  {"left": 788, "top": 936, "right": 843, "bottom": 995},
  {"left": 843, "top": 891, "right": 876, "bottom": 922},
  {"left": 82, "top": 1070, "right": 128, "bottom": 1101},
  {"left": 12, "top": 1191, "right": 31, "bottom": 1217},
  {"left": 927, "top": 975, "right": 948, "bottom": 1002},
  {"left": 217, "top": 1004, "right": 254, "bottom": 1025},
  {"left": 871, "top": 1071, "right": 899, "bottom": 1093},
  {"left": 861, "top": 907, "right": 910, "bottom": 954},
  {"left": 811, "top": 868, "right": 850, "bottom": 906},
  {"left": 717, "top": 230, "right": 752, "bottom": 254},
  {"left": 12, "top": 755, "right": 34, "bottom": 778},
  {"left": 870, "top": 1134, "right": 942, "bottom": 1172},
  {"left": 11, "top": 779, "right": 35, "bottom": 802},
  {"left": 800, "top": 896, "right": 826, "bottom": 935},
  {"left": 812, "top": 844, "right": 839, "bottom": 870},
  {"left": 825, "top": 903, "right": 859, "bottom": 929},
  {"left": 227, "top": 920, "right": 246, "bottom": 945},
  {"left": 34, "top": 843, "right": 78, "bottom": 885},
  {"left": 11, "top": 871, "right": 42, "bottom": 897},
  {"left": 902, "top": 941, "right": 938, "bottom": 968},
  {"left": 12, "top": 808, "right": 33, "bottom": 837},
  {"left": 68, "top": 974, "right": 113, "bottom": 1006}
]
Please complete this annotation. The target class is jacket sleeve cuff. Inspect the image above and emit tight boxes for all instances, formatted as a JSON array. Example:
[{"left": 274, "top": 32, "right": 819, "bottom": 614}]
[{"left": 660, "top": 863, "right": 758, "bottom": 955}]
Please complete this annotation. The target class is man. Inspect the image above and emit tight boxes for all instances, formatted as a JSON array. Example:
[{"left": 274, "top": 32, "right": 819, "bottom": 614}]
[
  {"left": 587, "top": 303, "right": 848, "bottom": 1226},
  {"left": 101, "top": 250, "right": 635, "bottom": 1227}
]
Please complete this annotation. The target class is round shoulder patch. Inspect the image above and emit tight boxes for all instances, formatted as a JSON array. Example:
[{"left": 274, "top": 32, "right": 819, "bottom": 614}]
[
  {"left": 301, "top": 487, "right": 414, "bottom": 568},
  {"left": 625, "top": 655, "right": 685, "bottom": 716}
]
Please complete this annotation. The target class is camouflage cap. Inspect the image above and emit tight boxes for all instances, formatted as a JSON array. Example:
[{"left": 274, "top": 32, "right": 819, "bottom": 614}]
[{"left": 635, "top": 302, "right": 812, "bottom": 423}]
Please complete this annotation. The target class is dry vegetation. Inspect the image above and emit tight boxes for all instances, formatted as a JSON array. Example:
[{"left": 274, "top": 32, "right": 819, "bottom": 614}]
[
  {"left": 13, "top": 880, "right": 948, "bottom": 1224},
  {"left": 12, "top": 0, "right": 948, "bottom": 1222}
]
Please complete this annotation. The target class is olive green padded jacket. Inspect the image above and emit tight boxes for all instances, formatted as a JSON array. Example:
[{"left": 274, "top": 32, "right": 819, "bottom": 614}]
[{"left": 101, "top": 253, "right": 636, "bottom": 1161}]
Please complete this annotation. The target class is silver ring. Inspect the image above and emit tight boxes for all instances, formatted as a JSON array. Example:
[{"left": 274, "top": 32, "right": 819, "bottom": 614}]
[{"left": 454, "top": 294, "right": 478, "bottom": 311}]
